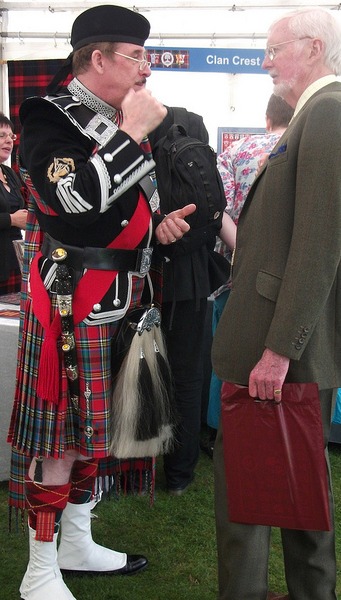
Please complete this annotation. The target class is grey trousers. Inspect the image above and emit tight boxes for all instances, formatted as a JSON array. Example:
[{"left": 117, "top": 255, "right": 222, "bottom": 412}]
[{"left": 213, "top": 388, "right": 337, "bottom": 600}]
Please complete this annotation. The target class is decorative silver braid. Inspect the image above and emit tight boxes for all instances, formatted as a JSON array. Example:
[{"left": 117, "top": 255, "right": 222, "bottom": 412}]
[{"left": 67, "top": 78, "right": 118, "bottom": 121}]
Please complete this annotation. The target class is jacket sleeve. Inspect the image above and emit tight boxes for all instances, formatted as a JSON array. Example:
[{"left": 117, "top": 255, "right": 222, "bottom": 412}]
[
  {"left": 19, "top": 97, "right": 155, "bottom": 228},
  {"left": 0, "top": 213, "right": 11, "bottom": 230}
]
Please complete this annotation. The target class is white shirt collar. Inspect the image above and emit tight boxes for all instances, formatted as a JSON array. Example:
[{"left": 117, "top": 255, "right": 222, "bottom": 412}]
[{"left": 293, "top": 74, "right": 337, "bottom": 117}]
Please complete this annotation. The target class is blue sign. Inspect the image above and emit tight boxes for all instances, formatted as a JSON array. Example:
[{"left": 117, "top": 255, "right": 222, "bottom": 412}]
[{"left": 146, "top": 47, "right": 265, "bottom": 74}]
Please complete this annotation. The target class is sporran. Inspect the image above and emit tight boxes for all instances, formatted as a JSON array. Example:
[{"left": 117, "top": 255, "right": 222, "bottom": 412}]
[{"left": 110, "top": 305, "right": 175, "bottom": 458}]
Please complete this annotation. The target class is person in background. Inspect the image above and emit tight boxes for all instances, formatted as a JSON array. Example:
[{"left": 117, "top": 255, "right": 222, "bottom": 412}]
[
  {"left": 212, "top": 7, "right": 341, "bottom": 600},
  {"left": 149, "top": 107, "right": 236, "bottom": 496},
  {"left": 0, "top": 112, "right": 27, "bottom": 296},
  {"left": 206, "top": 94, "right": 294, "bottom": 446},
  {"left": 7, "top": 6, "right": 195, "bottom": 600}
]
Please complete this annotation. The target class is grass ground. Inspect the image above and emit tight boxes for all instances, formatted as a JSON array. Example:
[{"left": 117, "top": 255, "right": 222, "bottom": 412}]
[{"left": 0, "top": 443, "right": 340, "bottom": 600}]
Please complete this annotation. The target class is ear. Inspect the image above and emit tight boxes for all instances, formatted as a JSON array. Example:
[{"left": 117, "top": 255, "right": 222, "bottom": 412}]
[
  {"left": 309, "top": 38, "right": 323, "bottom": 61},
  {"left": 91, "top": 49, "right": 105, "bottom": 74}
]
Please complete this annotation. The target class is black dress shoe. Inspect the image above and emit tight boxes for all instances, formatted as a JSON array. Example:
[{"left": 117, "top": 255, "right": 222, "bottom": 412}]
[
  {"left": 168, "top": 478, "right": 194, "bottom": 496},
  {"left": 113, "top": 554, "right": 148, "bottom": 575},
  {"left": 61, "top": 555, "right": 148, "bottom": 576}
]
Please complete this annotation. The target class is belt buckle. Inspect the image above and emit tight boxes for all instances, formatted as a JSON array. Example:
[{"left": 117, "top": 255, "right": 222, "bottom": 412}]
[{"left": 139, "top": 247, "right": 153, "bottom": 274}]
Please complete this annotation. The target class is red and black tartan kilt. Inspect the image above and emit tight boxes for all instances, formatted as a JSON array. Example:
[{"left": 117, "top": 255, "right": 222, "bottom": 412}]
[
  {"left": 8, "top": 273, "right": 159, "bottom": 511},
  {"left": 8, "top": 275, "right": 146, "bottom": 460}
]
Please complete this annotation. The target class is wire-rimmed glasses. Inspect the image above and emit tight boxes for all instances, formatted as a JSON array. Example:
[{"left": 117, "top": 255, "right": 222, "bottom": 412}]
[
  {"left": 265, "top": 37, "right": 312, "bottom": 61},
  {"left": 112, "top": 51, "right": 151, "bottom": 71},
  {"left": 0, "top": 131, "right": 17, "bottom": 141}
]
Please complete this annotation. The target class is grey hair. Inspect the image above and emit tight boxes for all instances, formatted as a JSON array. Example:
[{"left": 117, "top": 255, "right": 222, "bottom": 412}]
[{"left": 270, "top": 8, "right": 341, "bottom": 75}]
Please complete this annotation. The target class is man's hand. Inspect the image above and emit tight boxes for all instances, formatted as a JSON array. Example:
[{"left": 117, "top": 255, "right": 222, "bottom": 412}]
[
  {"left": 10, "top": 209, "right": 28, "bottom": 229},
  {"left": 249, "top": 348, "right": 290, "bottom": 402},
  {"left": 120, "top": 88, "right": 167, "bottom": 143},
  {"left": 155, "top": 204, "right": 196, "bottom": 245}
]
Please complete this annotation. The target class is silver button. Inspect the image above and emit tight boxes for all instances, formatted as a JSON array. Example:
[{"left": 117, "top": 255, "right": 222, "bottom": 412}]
[
  {"left": 113, "top": 299, "right": 121, "bottom": 307},
  {"left": 93, "top": 303, "right": 101, "bottom": 312},
  {"left": 84, "top": 425, "right": 94, "bottom": 439},
  {"left": 121, "top": 219, "right": 129, "bottom": 228},
  {"left": 114, "top": 174, "right": 122, "bottom": 184},
  {"left": 103, "top": 153, "right": 113, "bottom": 163}
]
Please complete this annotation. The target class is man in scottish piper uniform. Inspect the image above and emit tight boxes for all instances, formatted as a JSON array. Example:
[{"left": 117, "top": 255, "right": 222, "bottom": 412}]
[{"left": 7, "top": 5, "right": 195, "bottom": 600}]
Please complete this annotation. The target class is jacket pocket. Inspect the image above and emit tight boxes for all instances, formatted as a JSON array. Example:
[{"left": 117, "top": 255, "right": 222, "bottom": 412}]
[{"left": 256, "top": 270, "right": 282, "bottom": 302}]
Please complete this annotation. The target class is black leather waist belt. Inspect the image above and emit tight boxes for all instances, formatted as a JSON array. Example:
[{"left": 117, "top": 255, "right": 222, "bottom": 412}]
[{"left": 41, "top": 233, "right": 153, "bottom": 274}]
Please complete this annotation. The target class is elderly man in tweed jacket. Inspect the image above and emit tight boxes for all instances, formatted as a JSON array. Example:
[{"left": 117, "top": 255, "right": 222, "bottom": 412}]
[{"left": 212, "top": 7, "right": 341, "bottom": 600}]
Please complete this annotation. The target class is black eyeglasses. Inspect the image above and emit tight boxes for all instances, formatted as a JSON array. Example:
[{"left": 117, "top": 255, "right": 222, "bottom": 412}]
[{"left": 265, "top": 37, "right": 312, "bottom": 61}]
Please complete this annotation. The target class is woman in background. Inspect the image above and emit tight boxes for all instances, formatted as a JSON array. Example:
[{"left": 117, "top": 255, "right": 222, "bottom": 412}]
[{"left": 0, "top": 112, "right": 27, "bottom": 296}]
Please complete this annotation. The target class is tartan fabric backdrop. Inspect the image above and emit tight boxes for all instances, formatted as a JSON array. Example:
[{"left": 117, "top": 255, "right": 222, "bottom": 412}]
[{"left": 8, "top": 59, "right": 67, "bottom": 172}]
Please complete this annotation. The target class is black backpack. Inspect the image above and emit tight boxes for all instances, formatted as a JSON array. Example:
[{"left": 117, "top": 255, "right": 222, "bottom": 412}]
[{"left": 152, "top": 108, "right": 226, "bottom": 255}]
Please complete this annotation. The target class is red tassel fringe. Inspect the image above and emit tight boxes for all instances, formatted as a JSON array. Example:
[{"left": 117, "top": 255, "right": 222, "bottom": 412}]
[{"left": 36, "top": 332, "right": 60, "bottom": 404}]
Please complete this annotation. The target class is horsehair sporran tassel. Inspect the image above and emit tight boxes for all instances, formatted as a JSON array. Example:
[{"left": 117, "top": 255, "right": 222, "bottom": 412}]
[
  {"left": 153, "top": 327, "right": 178, "bottom": 427},
  {"left": 135, "top": 326, "right": 174, "bottom": 441},
  {"left": 136, "top": 355, "right": 159, "bottom": 441},
  {"left": 110, "top": 307, "right": 175, "bottom": 458}
]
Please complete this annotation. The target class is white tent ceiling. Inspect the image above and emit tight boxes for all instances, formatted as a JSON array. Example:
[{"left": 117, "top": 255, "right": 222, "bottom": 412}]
[{"left": 1, "top": 1, "right": 341, "bottom": 61}]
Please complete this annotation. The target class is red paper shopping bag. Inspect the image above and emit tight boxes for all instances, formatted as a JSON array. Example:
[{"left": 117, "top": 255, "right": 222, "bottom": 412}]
[{"left": 221, "top": 382, "right": 331, "bottom": 531}]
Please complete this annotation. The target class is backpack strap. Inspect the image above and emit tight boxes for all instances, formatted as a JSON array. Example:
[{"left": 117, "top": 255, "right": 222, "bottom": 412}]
[
  {"left": 172, "top": 107, "right": 209, "bottom": 144},
  {"left": 171, "top": 107, "right": 190, "bottom": 131}
]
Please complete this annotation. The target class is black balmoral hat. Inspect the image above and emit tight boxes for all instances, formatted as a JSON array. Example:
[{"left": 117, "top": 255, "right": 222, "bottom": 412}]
[
  {"left": 46, "top": 5, "right": 150, "bottom": 94},
  {"left": 71, "top": 5, "right": 150, "bottom": 50}
]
